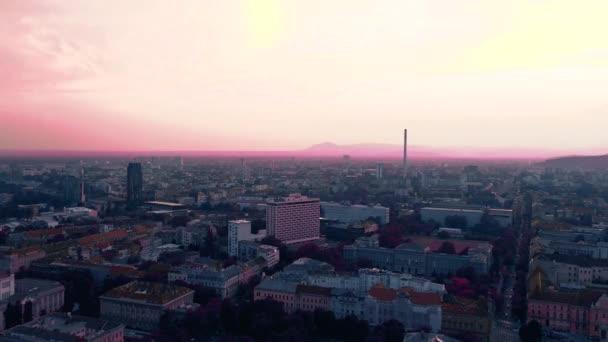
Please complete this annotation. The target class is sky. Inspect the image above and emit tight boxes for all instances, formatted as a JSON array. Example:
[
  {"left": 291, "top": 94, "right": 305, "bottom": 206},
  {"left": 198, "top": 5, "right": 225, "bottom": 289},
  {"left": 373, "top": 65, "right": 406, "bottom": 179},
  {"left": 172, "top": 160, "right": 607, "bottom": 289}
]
[{"left": 1, "top": 0, "right": 608, "bottom": 155}]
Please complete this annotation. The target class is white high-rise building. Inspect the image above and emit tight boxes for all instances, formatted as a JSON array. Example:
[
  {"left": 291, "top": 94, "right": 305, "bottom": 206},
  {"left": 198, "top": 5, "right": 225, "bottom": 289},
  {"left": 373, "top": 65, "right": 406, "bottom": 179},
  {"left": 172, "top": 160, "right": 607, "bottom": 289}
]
[{"left": 228, "top": 220, "right": 261, "bottom": 257}]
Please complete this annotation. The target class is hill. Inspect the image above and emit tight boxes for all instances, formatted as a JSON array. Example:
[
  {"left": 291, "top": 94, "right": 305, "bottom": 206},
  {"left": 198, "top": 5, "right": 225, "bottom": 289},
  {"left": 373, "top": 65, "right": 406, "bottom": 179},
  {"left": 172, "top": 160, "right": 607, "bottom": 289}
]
[{"left": 540, "top": 154, "right": 608, "bottom": 169}]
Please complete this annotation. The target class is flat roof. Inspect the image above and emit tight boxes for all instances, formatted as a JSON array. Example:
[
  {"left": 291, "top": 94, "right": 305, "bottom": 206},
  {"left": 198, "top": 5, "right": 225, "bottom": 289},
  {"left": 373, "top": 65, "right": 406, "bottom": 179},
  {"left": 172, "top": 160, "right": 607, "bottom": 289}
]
[
  {"left": 144, "top": 201, "right": 185, "bottom": 207},
  {"left": 101, "top": 281, "right": 192, "bottom": 305}
]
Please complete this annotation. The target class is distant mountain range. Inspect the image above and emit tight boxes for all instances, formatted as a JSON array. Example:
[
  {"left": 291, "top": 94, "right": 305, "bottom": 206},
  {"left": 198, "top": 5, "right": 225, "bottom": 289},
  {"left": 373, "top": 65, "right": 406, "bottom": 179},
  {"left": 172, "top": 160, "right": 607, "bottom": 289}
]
[
  {"left": 0, "top": 143, "right": 603, "bottom": 162},
  {"left": 302, "top": 143, "right": 567, "bottom": 160},
  {"left": 538, "top": 154, "right": 608, "bottom": 169}
]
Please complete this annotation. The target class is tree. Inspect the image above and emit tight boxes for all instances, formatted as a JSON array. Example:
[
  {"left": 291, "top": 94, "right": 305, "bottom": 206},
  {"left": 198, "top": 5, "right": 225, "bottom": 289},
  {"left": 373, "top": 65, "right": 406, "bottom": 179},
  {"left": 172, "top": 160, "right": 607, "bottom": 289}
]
[
  {"left": 371, "top": 320, "right": 405, "bottom": 342},
  {"left": 201, "top": 227, "right": 216, "bottom": 258},
  {"left": 437, "top": 241, "right": 456, "bottom": 254},
  {"left": 4, "top": 303, "right": 21, "bottom": 329},
  {"left": 23, "top": 301, "right": 33, "bottom": 323},
  {"left": 295, "top": 243, "right": 321, "bottom": 259},
  {"left": 437, "top": 230, "right": 450, "bottom": 239},
  {"left": 519, "top": 320, "right": 542, "bottom": 342}
]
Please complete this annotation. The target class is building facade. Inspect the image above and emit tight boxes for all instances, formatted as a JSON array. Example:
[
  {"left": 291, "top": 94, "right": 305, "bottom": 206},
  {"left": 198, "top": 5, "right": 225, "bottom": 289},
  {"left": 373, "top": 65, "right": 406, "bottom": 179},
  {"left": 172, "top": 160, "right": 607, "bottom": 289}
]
[
  {"left": 266, "top": 194, "right": 320, "bottom": 245},
  {"left": 0, "top": 247, "right": 47, "bottom": 274},
  {"left": 321, "top": 202, "right": 390, "bottom": 225},
  {"left": 343, "top": 236, "right": 492, "bottom": 276},
  {"left": 100, "top": 281, "right": 194, "bottom": 332}
]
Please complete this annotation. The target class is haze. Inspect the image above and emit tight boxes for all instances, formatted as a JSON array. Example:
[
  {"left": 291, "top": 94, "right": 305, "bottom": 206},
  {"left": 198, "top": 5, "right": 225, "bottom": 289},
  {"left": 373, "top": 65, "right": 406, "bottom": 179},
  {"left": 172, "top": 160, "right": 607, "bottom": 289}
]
[{"left": 2, "top": 0, "right": 608, "bottom": 155}]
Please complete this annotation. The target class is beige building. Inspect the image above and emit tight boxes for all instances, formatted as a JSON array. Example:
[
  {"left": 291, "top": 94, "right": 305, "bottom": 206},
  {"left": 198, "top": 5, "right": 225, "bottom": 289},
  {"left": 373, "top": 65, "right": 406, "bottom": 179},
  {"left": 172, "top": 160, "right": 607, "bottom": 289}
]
[{"left": 100, "top": 281, "right": 194, "bottom": 331}]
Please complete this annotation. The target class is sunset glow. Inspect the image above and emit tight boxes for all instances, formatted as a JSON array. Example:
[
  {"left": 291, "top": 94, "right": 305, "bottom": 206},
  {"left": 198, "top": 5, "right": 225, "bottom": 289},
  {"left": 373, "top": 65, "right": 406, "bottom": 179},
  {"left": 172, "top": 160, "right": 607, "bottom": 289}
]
[{"left": 1, "top": 0, "right": 608, "bottom": 155}]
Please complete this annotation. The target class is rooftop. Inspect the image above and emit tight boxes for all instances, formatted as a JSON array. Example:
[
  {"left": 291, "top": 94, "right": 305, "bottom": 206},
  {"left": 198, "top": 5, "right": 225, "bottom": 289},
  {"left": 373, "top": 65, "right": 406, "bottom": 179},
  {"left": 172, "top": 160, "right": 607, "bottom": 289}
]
[
  {"left": 144, "top": 201, "right": 185, "bottom": 207},
  {"left": 101, "top": 281, "right": 193, "bottom": 305},
  {"left": 529, "top": 289, "right": 604, "bottom": 307},
  {"left": 0, "top": 313, "right": 122, "bottom": 342}
]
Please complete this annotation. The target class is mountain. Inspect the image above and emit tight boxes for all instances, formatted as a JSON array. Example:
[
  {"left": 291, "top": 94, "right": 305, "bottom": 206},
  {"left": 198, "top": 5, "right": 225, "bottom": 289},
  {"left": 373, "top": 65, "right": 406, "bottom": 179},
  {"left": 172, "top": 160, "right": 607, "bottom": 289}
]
[
  {"left": 303, "top": 142, "right": 438, "bottom": 159},
  {"left": 302, "top": 143, "right": 561, "bottom": 160},
  {"left": 539, "top": 154, "right": 608, "bottom": 169}
]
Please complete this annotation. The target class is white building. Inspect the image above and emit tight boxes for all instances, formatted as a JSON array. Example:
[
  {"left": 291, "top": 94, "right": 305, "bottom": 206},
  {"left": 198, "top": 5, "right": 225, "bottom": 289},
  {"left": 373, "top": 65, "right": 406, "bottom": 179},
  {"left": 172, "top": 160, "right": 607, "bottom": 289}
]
[
  {"left": 238, "top": 240, "right": 280, "bottom": 268},
  {"left": 228, "top": 220, "right": 265, "bottom": 257},
  {"left": 321, "top": 202, "right": 390, "bottom": 226},
  {"left": 168, "top": 258, "right": 265, "bottom": 298}
]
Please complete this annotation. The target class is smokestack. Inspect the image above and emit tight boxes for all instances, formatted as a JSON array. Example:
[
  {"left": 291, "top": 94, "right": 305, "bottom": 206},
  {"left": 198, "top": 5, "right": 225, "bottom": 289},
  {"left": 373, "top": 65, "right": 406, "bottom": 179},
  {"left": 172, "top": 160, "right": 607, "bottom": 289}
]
[{"left": 403, "top": 129, "right": 408, "bottom": 179}]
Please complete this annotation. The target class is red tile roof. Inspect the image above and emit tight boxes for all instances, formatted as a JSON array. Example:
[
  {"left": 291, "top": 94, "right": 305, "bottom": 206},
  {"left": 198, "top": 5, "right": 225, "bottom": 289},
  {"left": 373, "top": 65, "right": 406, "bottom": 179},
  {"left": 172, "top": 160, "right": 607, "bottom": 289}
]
[
  {"left": 296, "top": 285, "right": 332, "bottom": 297},
  {"left": 24, "top": 228, "right": 64, "bottom": 238},
  {"left": 78, "top": 230, "right": 128, "bottom": 246},
  {"left": 404, "top": 288, "right": 442, "bottom": 306},
  {"left": 369, "top": 284, "right": 397, "bottom": 301},
  {"left": 408, "top": 237, "right": 485, "bottom": 254}
]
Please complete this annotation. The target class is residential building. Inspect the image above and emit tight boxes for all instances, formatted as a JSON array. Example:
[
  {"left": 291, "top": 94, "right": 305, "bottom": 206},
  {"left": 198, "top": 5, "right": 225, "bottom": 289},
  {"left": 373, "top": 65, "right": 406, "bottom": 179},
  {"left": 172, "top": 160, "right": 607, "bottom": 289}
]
[
  {"left": 0, "top": 313, "right": 124, "bottom": 342},
  {"left": 99, "top": 281, "right": 194, "bottom": 332},
  {"left": 237, "top": 240, "right": 279, "bottom": 268},
  {"left": 228, "top": 220, "right": 265, "bottom": 257},
  {"left": 0, "top": 247, "right": 46, "bottom": 273},
  {"left": 527, "top": 288, "right": 604, "bottom": 337},
  {"left": 343, "top": 236, "right": 492, "bottom": 276},
  {"left": 168, "top": 258, "right": 265, "bottom": 298},
  {"left": 266, "top": 194, "right": 320, "bottom": 245},
  {"left": 254, "top": 258, "right": 445, "bottom": 332},
  {"left": 366, "top": 284, "right": 442, "bottom": 332},
  {"left": 321, "top": 202, "right": 390, "bottom": 225},
  {"left": 0, "top": 273, "right": 14, "bottom": 301},
  {"left": 441, "top": 296, "right": 492, "bottom": 340},
  {"left": 530, "top": 254, "right": 608, "bottom": 289},
  {"left": 0, "top": 278, "right": 65, "bottom": 331}
]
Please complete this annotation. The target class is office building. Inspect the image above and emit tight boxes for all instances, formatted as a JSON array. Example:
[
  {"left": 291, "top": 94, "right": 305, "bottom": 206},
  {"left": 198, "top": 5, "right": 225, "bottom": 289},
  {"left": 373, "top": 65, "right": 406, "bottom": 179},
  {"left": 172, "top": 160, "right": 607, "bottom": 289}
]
[
  {"left": 126, "top": 163, "right": 143, "bottom": 209},
  {"left": 266, "top": 194, "right": 320, "bottom": 245}
]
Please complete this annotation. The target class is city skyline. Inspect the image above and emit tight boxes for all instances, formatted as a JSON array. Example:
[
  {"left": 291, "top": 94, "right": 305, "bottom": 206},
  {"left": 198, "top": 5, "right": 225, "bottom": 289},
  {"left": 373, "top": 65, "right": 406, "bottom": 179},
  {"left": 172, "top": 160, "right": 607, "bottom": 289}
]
[{"left": 2, "top": 1, "right": 608, "bottom": 155}]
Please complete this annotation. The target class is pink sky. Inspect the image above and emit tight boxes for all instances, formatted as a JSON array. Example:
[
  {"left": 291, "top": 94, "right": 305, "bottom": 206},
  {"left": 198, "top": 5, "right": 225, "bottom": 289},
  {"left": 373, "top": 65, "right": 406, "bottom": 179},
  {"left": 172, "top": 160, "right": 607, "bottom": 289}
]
[{"left": 1, "top": 0, "right": 608, "bottom": 156}]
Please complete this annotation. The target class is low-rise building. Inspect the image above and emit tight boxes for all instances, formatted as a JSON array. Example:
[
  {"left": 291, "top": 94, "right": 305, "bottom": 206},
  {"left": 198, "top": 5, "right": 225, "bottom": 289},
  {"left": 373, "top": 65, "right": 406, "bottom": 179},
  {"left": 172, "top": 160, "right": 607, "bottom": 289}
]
[
  {"left": 168, "top": 258, "right": 265, "bottom": 298},
  {"left": 254, "top": 259, "right": 445, "bottom": 332},
  {"left": 0, "top": 247, "right": 46, "bottom": 273},
  {"left": 0, "top": 278, "right": 65, "bottom": 331},
  {"left": 100, "top": 281, "right": 194, "bottom": 332},
  {"left": 320, "top": 202, "right": 390, "bottom": 225},
  {"left": 527, "top": 288, "right": 604, "bottom": 337},
  {"left": 0, "top": 313, "right": 124, "bottom": 342},
  {"left": 441, "top": 296, "right": 492, "bottom": 340},
  {"left": 237, "top": 240, "right": 279, "bottom": 268},
  {"left": 343, "top": 236, "right": 492, "bottom": 276}
]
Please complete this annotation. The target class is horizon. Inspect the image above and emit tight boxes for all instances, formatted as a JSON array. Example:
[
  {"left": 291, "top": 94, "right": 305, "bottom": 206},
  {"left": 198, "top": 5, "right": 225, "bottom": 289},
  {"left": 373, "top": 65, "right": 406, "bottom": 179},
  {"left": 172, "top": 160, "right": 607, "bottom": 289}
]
[{"left": 2, "top": 1, "right": 608, "bottom": 153}]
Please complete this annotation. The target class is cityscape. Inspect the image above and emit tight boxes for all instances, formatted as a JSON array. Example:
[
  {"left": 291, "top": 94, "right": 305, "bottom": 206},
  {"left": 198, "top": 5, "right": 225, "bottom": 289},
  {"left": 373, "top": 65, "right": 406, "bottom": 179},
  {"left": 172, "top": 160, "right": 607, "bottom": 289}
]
[{"left": 2, "top": 1, "right": 608, "bottom": 342}]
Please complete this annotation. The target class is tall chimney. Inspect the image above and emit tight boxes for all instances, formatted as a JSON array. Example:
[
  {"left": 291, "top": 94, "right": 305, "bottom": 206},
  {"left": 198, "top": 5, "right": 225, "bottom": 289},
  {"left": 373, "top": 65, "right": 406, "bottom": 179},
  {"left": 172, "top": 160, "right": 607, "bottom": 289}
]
[{"left": 403, "top": 129, "right": 408, "bottom": 179}]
